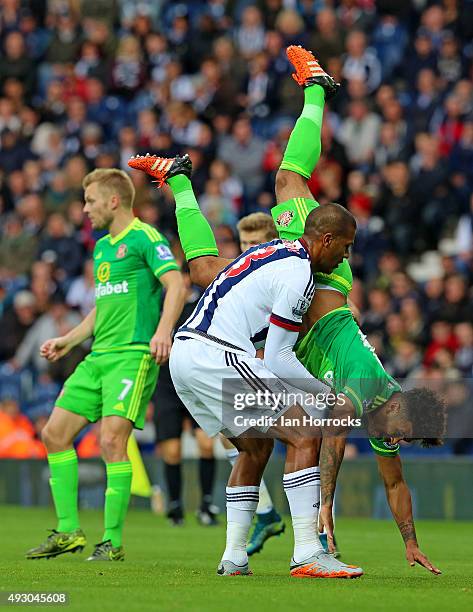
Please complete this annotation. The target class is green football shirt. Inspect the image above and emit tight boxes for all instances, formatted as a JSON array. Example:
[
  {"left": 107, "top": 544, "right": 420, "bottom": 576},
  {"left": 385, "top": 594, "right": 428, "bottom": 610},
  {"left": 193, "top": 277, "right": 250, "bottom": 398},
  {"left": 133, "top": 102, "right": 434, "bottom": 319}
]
[
  {"left": 92, "top": 218, "right": 180, "bottom": 353},
  {"left": 271, "top": 198, "right": 353, "bottom": 297},
  {"left": 295, "top": 306, "right": 401, "bottom": 418}
]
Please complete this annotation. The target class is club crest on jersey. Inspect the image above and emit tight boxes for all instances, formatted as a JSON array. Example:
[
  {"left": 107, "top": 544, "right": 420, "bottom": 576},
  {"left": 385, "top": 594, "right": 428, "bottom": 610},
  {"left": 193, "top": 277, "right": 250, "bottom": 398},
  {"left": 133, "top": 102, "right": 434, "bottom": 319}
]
[
  {"left": 277, "top": 210, "right": 294, "bottom": 227},
  {"left": 292, "top": 298, "right": 309, "bottom": 318},
  {"left": 97, "top": 261, "right": 111, "bottom": 283},
  {"left": 116, "top": 244, "right": 127, "bottom": 259}
]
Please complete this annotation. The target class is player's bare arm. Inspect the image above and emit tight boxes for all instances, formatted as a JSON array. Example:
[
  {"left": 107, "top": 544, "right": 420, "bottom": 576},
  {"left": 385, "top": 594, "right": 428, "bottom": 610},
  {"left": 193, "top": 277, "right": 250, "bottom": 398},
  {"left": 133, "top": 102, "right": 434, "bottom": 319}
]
[
  {"left": 40, "top": 307, "right": 97, "bottom": 362},
  {"left": 150, "top": 269, "right": 186, "bottom": 364},
  {"left": 376, "top": 455, "right": 441, "bottom": 575},
  {"left": 318, "top": 434, "right": 347, "bottom": 550}
]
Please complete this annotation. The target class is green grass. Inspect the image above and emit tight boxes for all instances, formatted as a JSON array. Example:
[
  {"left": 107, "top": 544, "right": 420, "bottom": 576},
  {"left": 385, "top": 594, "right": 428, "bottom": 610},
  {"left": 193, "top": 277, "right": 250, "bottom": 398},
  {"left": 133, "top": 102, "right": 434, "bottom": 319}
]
[{"left": 0, "top": 505, "right": 472, "bottom": 612}]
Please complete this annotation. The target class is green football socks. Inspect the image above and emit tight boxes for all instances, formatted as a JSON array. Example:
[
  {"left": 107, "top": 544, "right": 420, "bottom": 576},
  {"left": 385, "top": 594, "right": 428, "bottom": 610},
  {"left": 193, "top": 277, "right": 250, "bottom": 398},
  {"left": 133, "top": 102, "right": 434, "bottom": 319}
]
[
  {"left": 167, "top": 174, "right": 219, "bottom": 261},
  {"left": 103, "top": 461, "right": 133, "bottom": 547},
  {"left": 48, "top": 449, "right": 80, "bottom": 533},
  {"left": 279, "top": 84, "right": 325, "bottom": 179}
]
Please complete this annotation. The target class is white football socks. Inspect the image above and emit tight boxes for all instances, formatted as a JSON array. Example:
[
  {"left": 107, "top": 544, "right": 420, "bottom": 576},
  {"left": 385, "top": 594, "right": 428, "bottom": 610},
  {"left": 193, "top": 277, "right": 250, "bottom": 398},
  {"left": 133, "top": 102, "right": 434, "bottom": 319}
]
[
  {"left": 225, "top": 448, "right": 274, "bottom": 515},
  {"left": 222, "top": 486, "right": 259, "bottom": 566},
  {"left": 283, "top": 466, "right": 323, "bottom": 563},
  {"left": 256, "top": 479, "right": 274, "bottom": 515}
]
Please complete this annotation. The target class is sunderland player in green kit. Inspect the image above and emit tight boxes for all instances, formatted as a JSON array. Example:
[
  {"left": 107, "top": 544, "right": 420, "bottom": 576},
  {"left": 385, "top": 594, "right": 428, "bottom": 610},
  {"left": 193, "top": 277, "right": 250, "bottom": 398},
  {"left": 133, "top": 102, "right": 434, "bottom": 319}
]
[
  {"left": 130, "top": 45, "right": 444, "bottom": 574},
  {"left": 26, "top": 169, "right": 185, "bottom": 561}
]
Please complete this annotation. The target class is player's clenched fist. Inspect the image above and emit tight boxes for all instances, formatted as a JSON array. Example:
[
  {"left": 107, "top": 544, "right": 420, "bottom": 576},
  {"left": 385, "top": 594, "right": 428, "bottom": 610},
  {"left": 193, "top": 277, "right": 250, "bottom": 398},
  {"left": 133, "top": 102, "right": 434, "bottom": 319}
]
[
  {"left": 39, "top": 337, "right": 72, "bottom": 362},
  {"left": 150, "top": 330, "right": 172, "bottom": 365}
]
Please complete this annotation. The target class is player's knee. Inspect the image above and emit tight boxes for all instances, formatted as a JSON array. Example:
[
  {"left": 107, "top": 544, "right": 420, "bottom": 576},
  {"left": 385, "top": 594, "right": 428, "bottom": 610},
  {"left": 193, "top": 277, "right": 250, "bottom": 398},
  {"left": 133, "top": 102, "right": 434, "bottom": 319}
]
[
  {"left": 41, "top": 424, "right": 66, "bottom": 451},
  {"left": 160, "top": 439, "right": 181, "bottom": 464},
  {"left": 275, "top": 168, "right": 305, "bottom": 202},
  {"left": 275, "top": 168, "right": 290, "bottom": 192},
  {"left": 100, "top": 431, "right": 127, "bottom": 461},
  {"left": 196, "top": 435, "right": 214, "bottom": 458}
]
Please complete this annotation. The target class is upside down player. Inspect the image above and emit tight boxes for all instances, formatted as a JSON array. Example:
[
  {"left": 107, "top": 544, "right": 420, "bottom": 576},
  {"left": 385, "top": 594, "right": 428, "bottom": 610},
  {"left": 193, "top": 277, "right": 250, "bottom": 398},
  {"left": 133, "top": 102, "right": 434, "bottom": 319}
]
[
  {"left": 26, "top": 169, "right": 185, "bottom": 561},
  {"left": 130, "top": 46, "right": 444, "bottom": 575}
]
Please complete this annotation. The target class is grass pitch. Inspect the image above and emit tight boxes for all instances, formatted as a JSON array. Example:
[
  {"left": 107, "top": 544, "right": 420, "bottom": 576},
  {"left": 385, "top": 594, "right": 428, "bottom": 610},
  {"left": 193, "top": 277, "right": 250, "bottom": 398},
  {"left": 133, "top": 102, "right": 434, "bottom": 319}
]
[{"left": 1, "top": 505, "right": 472, "bottom": 612}]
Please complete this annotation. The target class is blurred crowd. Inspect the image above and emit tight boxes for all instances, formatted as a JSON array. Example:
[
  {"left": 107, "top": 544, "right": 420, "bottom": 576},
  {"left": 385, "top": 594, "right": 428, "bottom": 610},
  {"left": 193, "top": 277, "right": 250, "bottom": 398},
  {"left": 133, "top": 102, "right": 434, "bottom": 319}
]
[{"left": 0, "top": 0, "right": 472, "bottom": 458}]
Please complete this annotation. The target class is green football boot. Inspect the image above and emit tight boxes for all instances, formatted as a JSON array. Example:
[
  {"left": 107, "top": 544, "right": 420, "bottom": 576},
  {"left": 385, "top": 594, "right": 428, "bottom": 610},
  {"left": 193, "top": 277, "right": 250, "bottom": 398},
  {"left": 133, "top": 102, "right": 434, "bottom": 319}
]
[
  {"left": 26, "top": 529, "right": 86, "bottom": 559},
  {"left": 247, "top": 509, "right": 286, "bottom": 556},
  {"left": 86, "top": 540, "right": 125, "bottom": 561}
]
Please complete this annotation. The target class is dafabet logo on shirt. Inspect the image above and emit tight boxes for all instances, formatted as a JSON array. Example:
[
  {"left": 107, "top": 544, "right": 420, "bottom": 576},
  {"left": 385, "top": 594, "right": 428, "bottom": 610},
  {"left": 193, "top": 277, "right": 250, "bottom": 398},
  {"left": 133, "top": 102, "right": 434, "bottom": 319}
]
[{"left": 97, "top": 262, "right": 111, "bottom": 283}]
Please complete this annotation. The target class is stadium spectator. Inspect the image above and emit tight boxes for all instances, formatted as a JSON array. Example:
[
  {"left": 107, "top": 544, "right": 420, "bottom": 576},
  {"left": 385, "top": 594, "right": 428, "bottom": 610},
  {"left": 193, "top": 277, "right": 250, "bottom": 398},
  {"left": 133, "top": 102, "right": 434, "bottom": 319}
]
[
  {"left": 338, "top": 98, "right": 381, "bottom": 168},
  {"left": 308, "top": 8, "right": 345, "bottom": 69},
  {"left": 37, "top": 213, "right": 84, "bottom": 281},
  {"left": 218, "top": 116, "right": 266, "bottom": 198},
  {"left": 66, "top": 259, "right": 95, "bottom": 318},
  {"left": 235, "top": 5, "right": 266, "bottom": 59},
  {"left": 0, "top": 213, "right": 38, "bottom": 279},
  {"left": 0, "top": 30, "right": 35, "bottom": 97},
  {"left": 10, "top": 292, "right": 81, "bottom": 376},
  {"left": 342, "top": 30, "right": 382, "bottom": 94},
  {"left": 0, "top": 291, "right": 37, "bottom": 362}
]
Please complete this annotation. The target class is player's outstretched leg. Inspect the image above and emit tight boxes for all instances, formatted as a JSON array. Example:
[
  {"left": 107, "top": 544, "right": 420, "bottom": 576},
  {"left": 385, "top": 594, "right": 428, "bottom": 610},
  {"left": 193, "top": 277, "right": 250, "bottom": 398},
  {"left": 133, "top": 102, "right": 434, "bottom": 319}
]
[
  {"left": 272, "top": 45, "right": 339, "bottom": 239},
  {"left": 128, "top": 154, "right": 219, "bottom": 268}
]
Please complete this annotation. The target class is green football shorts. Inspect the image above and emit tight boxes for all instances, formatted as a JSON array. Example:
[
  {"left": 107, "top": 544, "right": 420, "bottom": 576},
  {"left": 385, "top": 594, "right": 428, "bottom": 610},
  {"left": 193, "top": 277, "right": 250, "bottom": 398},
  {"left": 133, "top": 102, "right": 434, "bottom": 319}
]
[{"left": 55, "top": 351, "right": 158, "bottom": 429}]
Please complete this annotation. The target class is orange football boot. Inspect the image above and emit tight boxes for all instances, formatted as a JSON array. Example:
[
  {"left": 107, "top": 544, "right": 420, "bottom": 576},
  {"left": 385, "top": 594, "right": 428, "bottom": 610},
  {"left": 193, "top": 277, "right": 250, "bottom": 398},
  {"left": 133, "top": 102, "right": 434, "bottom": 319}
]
[
  {"left": 286, "top": 45, "right": 340, "bottom": 100},
  {"left": 128, "top": 153, "right": 192, "bottom": 187}
]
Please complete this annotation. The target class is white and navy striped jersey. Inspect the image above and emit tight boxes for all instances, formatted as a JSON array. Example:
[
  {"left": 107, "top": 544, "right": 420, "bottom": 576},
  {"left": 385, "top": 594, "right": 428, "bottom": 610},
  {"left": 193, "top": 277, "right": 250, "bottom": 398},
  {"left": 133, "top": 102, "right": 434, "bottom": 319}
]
[{"left": 176, "top": 239, "right": 315, "bottom": 355}]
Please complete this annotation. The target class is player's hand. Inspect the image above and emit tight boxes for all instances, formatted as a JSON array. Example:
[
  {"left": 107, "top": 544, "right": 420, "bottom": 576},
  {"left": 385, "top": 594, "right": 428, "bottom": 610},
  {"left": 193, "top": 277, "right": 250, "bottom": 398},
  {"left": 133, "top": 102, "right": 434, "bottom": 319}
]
[
  {"left": 150, "top": 329, "right": 172, "bottom": 364},
  {"left": 318, "top": 503, "right": 336, "bottom": 553},
  {"left": 406, "top": 542, "right": 441, "bottom": 575},
  {"left": 39, "top": 337, "right": 72, "bottom": 362}
]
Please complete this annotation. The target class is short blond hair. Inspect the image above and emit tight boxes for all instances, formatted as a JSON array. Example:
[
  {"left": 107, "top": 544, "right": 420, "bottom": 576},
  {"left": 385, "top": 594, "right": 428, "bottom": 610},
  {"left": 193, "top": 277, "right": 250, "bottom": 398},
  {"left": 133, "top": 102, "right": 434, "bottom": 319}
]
[
  {"left": 82, "top": 169, "right": 135, "bottom": 208},
  {"left": 237, "top": 212, "right": 278, "bottom": 241}
]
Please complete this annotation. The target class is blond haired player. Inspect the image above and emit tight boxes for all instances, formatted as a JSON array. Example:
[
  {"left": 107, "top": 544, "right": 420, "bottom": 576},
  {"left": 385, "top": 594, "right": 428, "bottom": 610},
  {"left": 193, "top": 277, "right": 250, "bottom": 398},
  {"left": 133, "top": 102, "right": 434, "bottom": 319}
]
[{"left": 26, "top": 169, "right": 185, "bottom": 561}]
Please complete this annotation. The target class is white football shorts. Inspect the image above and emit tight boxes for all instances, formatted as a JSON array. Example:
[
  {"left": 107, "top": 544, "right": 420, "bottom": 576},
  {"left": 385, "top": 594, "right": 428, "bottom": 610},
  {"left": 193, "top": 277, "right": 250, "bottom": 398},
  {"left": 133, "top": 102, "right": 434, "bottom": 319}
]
[{"left": 169, "top": 337, "right": 294, "bottom": 438}]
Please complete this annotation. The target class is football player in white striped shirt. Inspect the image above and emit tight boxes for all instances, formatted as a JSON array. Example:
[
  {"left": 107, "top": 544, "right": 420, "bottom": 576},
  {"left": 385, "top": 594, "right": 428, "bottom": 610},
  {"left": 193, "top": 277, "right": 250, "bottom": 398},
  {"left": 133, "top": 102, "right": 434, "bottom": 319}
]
[{"left": 129, "top": 149, "right": 362, "bottom": 579}]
